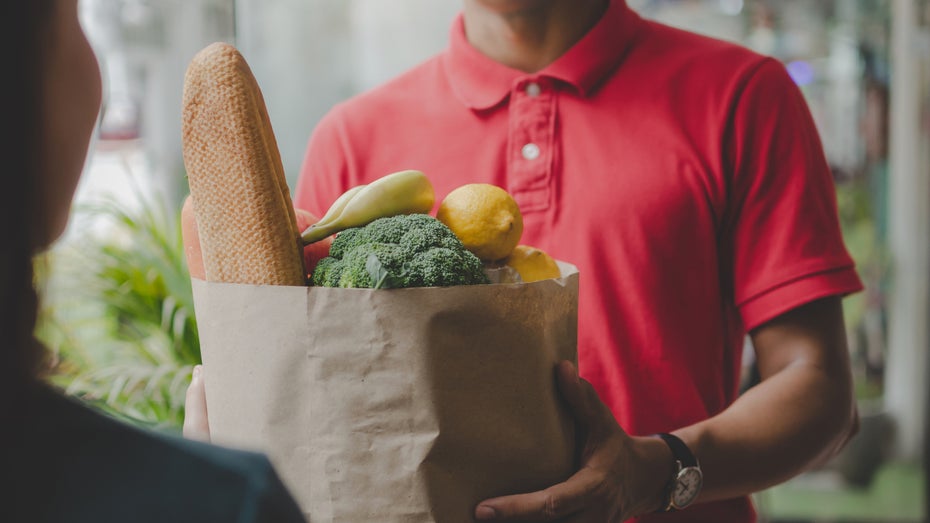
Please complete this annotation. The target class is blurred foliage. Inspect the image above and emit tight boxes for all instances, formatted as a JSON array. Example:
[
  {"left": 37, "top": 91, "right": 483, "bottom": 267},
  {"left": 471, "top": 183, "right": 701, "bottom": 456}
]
[
  {"left": 839, "top": 180, "right": 889, "bottom": 279},
  {"left": 835, "top": 168, "right": 890, "bottom": 401},
  {"left": 35, "top": 194, "right": 198, "bottom": 431}
]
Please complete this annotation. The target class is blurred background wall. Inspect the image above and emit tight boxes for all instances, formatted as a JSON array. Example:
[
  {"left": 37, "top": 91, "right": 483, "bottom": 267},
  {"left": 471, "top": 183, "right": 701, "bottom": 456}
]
[
  {"left": 75, "top": 0, "right": 460, "bottom": 207},
  {"left": 49, "top": 1, "right": 929, "bottom": 521}
]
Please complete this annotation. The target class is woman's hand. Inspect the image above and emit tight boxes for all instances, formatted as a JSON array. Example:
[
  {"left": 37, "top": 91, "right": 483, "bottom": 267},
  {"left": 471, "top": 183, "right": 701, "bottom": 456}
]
[
  {"left": 180, "top": 199, "right": 330, "bottom": 442},
  {"left": 474, "top": 361, "right": 672, "bottom": 522},
  {"left": 183, "top": 365, "right": 211, "bottom": 442}
]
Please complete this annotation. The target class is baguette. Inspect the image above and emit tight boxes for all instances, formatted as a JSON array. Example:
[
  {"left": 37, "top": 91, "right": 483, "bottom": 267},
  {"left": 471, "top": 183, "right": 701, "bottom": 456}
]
[{"left": 181, "top": 42, "right": 305, "bottom": 285}]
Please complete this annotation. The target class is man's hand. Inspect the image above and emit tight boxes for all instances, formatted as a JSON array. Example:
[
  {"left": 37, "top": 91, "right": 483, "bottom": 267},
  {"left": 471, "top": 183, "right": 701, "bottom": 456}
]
[{"left": 475, "top": 361, "right": 672, "bottom": 522}]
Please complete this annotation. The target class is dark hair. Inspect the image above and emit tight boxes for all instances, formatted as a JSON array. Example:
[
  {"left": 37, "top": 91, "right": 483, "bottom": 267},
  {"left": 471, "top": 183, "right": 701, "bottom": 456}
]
[{"left": 1, "top": 0, "right": 54, "bottom": 413}]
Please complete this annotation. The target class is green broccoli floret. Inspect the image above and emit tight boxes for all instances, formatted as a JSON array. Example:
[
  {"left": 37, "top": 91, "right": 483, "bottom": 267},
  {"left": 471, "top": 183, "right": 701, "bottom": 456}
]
[
  {"left": 310, "top": 255, "right": 342, "bottom": 287},
  {"left": 399, "top": 215, "right": 464, "bottom": 253},
  {"left": 337, "top": 243, "right": 407, "bottom": 288},
  {"left": 310, "top": 214, "right": 491, "bottom": 289},
  {"left": 405, "top": 248, "right": 487, "bottom": 287},
  {"left": 328, "top": 215, "right": 415, "bottom": 259},
  {"left": 328, "top": 227, "right": 368, "bottom": 259}
]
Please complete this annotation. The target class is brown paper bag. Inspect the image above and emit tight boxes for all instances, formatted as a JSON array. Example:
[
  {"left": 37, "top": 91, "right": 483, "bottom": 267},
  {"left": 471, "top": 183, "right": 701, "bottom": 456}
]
[{"left": 192, "top": 262, "right": 579, "bottom": 522}]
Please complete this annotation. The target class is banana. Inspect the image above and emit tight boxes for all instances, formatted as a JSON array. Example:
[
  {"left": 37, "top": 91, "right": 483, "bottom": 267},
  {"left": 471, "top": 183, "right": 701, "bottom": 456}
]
[
  {"left": 301, "top": 170, "right": 435, "bottom": 243},
  {"left": 308, "top": 184, "right": 366, "bottom": 230}
]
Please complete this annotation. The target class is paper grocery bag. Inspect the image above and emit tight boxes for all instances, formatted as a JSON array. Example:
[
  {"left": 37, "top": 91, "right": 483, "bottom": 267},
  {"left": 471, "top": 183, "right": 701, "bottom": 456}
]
[{"left": 191, "top": 262, "right": 579, "bottom": 522}]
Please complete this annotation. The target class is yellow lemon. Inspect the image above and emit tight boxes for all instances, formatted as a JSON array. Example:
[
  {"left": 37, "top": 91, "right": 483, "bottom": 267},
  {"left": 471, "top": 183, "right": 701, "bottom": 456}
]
[
  {"left": 437, "top": 184, "right": 523, "bottom": 261},
  {"left": 505, "top": 245, "right": 561, "bottom": 283}
]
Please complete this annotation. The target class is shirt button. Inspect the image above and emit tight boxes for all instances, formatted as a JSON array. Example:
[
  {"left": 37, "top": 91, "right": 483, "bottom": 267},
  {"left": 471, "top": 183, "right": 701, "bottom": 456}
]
[
  {"left": 521, "top": 143, "right": 541, "bottom": 161},
  {"left": 525, "top": 82, "right": 541, "bottom": 97}
]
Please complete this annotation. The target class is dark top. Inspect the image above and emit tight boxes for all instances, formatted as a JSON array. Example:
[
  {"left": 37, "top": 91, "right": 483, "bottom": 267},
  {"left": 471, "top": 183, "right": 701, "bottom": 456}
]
[{"left": 2, "top": 386, "right": 306, "bottom": 523}]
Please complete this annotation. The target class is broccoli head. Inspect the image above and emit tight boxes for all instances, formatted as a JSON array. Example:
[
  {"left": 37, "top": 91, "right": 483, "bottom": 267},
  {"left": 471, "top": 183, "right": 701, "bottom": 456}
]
[
  {"left": 311, "top": 214, "right": 490, "bottom": 289},
  {"left": 336, "top": 242, "right": 407, "bottom": 288},
  {"left": 404, "top": 247, "right": 488, "bottom": 287},
  {"left": 310, "top": 255, "right": 342, "bottom": 287}
]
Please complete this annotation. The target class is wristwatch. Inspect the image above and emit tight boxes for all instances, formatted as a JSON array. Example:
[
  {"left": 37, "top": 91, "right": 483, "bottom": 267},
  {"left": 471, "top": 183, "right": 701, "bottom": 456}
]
[{"left": 656, "top": 433, "right": 703, "bottom": 512}]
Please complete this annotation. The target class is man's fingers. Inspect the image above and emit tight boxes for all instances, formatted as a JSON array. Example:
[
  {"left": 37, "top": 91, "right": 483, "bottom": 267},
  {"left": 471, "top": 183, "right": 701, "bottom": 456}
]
[
  {"left": 183, "top": 365, "right": 211, "bottom": 442},
  {"left": 475, "top": 467, "right": 602, "bottom": 521},
  {"left": 556, "top": 361, "right": 602, "bottom": 428},
  {"left": 477, "top": 366, "right": 626, "bottom": 522}
]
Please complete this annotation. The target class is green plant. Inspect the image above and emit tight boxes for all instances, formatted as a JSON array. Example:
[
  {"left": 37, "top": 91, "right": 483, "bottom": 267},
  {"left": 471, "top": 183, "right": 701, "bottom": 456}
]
[
  {"left": 835, "top": 174, "right": 891, "bottom": 402},
  {"left": 36, "top": 193, "right": 199, "bottom": 430}
]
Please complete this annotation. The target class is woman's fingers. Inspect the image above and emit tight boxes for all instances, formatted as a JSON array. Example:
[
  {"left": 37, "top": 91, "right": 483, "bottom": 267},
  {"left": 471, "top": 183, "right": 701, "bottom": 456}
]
[
  {"left": 181, "top": 196, "right": 205, "bottom": 280},
  {"left": 183, "top": 365, "right": 211, "bottom": 442}
]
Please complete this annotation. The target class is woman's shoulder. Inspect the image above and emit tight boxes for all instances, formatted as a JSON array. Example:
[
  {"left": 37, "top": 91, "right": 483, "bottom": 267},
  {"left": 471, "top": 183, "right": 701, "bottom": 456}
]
[{"left": 5, "top": 387, "right": 305, "bottom": 523}]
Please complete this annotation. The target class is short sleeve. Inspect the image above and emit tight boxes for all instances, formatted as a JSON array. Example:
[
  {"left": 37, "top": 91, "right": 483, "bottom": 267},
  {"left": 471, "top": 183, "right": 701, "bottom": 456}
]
[
  {"left": 726, "top": 58, "right": 863, "bottom": 331},
  {"left": 294, "top": 105, "right": 354, "bottom": 218}
]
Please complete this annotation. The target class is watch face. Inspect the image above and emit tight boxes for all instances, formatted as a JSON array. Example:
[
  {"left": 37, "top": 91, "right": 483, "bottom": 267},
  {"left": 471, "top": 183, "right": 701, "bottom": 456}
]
[{"left": 672, "top": 467, "right": 703, "bottom": 509}]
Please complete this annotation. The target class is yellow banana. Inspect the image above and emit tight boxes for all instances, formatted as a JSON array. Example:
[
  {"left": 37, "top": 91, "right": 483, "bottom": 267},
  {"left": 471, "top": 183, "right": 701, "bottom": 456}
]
[
  {"left": 301, "top": 170, "right": 435, "bottom": 244},
  {"left": 310, "top": 184, "right": 366, "bottom": 230}
]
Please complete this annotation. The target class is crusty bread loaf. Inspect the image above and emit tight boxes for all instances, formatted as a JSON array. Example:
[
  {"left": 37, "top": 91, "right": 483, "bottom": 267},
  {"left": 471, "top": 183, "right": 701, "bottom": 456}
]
[{"left": 182, "top": 42, "right": 305, "bottom": 286}]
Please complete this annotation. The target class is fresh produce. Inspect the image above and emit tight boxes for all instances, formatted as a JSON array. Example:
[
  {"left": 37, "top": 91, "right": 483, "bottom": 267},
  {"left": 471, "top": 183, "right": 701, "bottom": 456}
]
[
  {"left": 436, "top": 183, "right": 523, "bottom": 262},
  {"left": 306, "top": 185, "right": 365, "bottom": 232},
  {"left": 505, "top": 245, "right": 561, "bottom": 282},
  {"left": 311, "top": 214, "right": 490, "bottom": 289},
  {"left": 301, "top": 170, "right": 435, "bottom": 244},
  {"left": 181, "top": 42, "right": 305, "bottom": 286}
]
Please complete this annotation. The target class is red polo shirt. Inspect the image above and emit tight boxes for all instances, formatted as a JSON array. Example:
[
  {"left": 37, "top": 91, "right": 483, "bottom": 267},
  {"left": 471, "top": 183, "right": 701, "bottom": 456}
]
[{"left": 295, "top": 2, "right": 863, "bottom": 521}]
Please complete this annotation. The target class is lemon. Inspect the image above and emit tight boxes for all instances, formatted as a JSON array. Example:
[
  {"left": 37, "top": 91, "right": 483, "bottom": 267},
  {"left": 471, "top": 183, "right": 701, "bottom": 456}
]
[
  {"left": 505, "top": 245, "right": 561, "bottom": 282},
  {"left": 437, "top": 184, "right": 523, "bottom": 261}
]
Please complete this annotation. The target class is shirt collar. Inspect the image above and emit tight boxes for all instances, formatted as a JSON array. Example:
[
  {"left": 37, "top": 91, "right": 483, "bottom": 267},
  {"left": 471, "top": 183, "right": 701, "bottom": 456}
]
[{"left": 443, "top": 0, "right": 643, "bottom": 110}]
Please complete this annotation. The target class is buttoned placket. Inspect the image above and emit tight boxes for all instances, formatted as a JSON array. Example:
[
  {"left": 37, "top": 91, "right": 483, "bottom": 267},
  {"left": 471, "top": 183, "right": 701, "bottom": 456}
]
[{"left": 507, "top": 77, "right": 557, "bottom": 213}]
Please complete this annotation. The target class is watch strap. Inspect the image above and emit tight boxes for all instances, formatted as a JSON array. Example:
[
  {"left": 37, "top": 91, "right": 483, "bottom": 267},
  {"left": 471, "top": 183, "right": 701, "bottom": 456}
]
[{"left": 656, "top": 433, "right": 698, "bottom": 468}]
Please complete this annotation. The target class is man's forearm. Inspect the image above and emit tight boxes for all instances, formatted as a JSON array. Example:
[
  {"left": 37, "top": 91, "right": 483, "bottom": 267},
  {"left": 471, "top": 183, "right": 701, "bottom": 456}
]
[
  {"left": 474, "top": 298, "right": 856, "bottom": 522},
  {"left": 671, "top": 358, "right": 856, "bottom": 503},
  {"left": 626, "top": 296, "right": 858, "bottom": 511}
]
